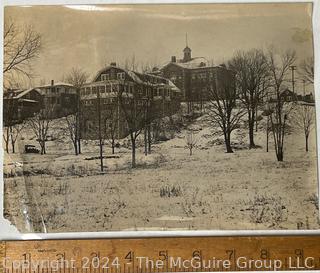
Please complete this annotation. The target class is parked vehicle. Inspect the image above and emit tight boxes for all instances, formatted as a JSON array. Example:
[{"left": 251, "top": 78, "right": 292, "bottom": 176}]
[{"left": 25, "top": 144, "right": 40, "bottom": 154}]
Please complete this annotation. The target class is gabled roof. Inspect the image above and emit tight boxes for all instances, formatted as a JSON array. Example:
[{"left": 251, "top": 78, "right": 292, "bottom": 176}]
[
  {"left": 3, "top": 88, "right": 41, "bottom": 99},
  {"left": 161, "top": 57, "right": 214, "bottom": 70},
  {"left": 93, "top": 66, "right": 179, "bottom": 91},
  {"left": 15, "top": 88, "right": 41, "bottom": 98},
  {"left": 92, "top": 66, "right": 144, "bottom": 84}
]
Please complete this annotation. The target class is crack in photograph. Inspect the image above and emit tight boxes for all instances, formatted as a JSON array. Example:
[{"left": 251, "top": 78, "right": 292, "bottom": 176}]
[{"left": 2, "top": 2, "right": 319, "bottom": 233}]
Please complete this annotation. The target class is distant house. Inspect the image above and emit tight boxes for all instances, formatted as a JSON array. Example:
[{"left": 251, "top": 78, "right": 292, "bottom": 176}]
[
  {"left": 80, "top": 63, "right": 181, "bottom": 139},
  {"left": 297, "top": 92, "right": 314, "bottom": 103},
  {"left": 156, "top": 44, "right": 235, "bottom": 112},
  {"left": 37, "top": 80, "right": 77, "bottom": 118},
  {"left": 3, "top": 88, "right": 43, "bottom": 125},
  {"left": 280, "top": 88, "right": 297, "bottom": 102}
]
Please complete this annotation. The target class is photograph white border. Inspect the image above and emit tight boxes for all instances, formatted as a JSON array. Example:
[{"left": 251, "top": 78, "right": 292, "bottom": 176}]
[{"left": 0, "top": 0, "right": 319, "bottom": 240}]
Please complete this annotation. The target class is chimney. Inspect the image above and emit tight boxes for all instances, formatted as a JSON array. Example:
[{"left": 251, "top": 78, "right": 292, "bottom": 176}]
[
  {"left": 110, "top": 62, "right": 116, "bottom": 66},
  {"left": 171, "top": 56, "right": 176, "bottom": 63},
  {"left": 51, "top": 80, "right": 54, "bottom": 86}
]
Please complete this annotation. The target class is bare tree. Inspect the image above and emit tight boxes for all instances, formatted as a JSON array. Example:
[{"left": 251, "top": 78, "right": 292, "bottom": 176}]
[
  {"left": 3, "top": 127, "right": 10, "bottom": 154},
  {"left": 185, "top": 131, "right": 198, "bottom": 156},
  {"left": 65, "top": 114, "right": 79, "bottom": 155},
  {"left": 3, "top": 20, "right": 41, "bottom": 86},
  {"left": 9, "top": 123, "right": 24, "bottom": 153},
  {"left": 65, "top": 67, "right": 89, "bottom": 154},
  {"left": 293, "top": 104, "right": 315, "bottom": 152},
  {"left": 207, "top": 73, "right": 246, "bottom": 153},
  {"left": 104, "top": 101, "right": 119, "bottom": 155},
  {"left": 3, "top": 97, "right": 15, "bottom": 153},
  {"left": 28, "top": 108, "right": 53, "bottom": 155},
  {"left": 266, "top": 48, "right": 296, "bottom": 161},
  {"left": 229, "top": 49, "right": 270, "bottom": 148},
  {"left": 300, "top": 57, "right": 314, "bottom": 85},
  {"left": 118, "top": 80, "right": 146, "bottom": 168}
]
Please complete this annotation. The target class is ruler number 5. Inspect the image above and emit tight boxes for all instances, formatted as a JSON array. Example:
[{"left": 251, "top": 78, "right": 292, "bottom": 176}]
[{"left": 159, "top": 251, "right": 168, "bottom": 261}]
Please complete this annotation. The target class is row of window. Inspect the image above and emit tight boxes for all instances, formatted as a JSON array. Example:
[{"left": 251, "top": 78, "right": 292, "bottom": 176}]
[
  {"left": 83, "top": 98, "right": 117, "bottom": 105},
  {"left": 81, "top": 84, "right": 128, "bottom": 96},
  {"left": 81, "top": 84, "right": 175, "bottom": 98},
  {"left": 44, "top": 97, "right": 71, "bottom": 104},
  {"left": 101, "top": 72, "right": 125, "bottom": 81},
  {"left": 43, "top": 87, "right": 75, "bottom": 95},
  {"left": 191, "top": 72, "right": 215, "bottom": 80},
  {"left": 82, "top": 98, "right": 147, "bottom": 106}
]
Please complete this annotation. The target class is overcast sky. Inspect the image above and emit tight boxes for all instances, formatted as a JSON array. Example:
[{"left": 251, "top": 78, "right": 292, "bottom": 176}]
[{"left": 4, "top": 3, "right": 314, "bottom": 92}]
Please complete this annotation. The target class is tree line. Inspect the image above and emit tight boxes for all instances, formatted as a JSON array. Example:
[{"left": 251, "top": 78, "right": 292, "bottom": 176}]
[
  {"left": 206, "top": 47, "right": 315, "bottom": 161},
  {"left": 3, "top": 20, "right": 315, "bottom": 168}
]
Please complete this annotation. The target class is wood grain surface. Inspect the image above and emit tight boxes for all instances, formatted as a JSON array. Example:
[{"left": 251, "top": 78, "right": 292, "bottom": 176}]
[{"left": 0, "top": 236, "right": 319, "bottom": 272}]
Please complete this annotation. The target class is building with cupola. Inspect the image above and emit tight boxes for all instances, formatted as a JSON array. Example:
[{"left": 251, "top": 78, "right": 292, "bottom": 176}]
[{"left": 157, "top": 40, "right": 235, "bottom": 112}]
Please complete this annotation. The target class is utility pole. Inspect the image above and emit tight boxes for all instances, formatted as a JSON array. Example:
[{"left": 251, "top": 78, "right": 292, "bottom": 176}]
[
  {"left": 302, "top": 79, "right": 306, "bottom": 97},
  {"left": 97, "top": 86, "right": 104, "bottom": 172},
  {"left": 290, "top": 65, "right": 297, "bottom": 96}
]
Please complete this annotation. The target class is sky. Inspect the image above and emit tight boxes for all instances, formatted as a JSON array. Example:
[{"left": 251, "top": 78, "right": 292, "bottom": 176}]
[{"left": 4, "top": 3, "right": 314, "bottom": 92}]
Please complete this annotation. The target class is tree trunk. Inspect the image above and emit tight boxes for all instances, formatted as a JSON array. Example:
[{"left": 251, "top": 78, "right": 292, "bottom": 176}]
[
  {"left": 77, "top": 139, "right": 81, "bottom": 154},
  {"left": 189, "top": 148, "right": 193, "bottom": 156},
  {"left": 11, "top": 140, "right": 15, "bottom": 154},
  {"left": 266, "top": 116, "right": 269, "bottom": 152},
  {"left": 77, "top": 90, "right": 82, "bottom": 154},
  {"left": 147, "top": 125, "right": 151, "bottom": 154},
  {"left": 248, "top": 111, "right": 255, "bottom": 148},
  {"left": 225, "top": 131, "right": 233, "bottom": 153},
  {"left": 5, "top": 140, "right": 9, "bottom": 153},
  {"left": 112, "top": 139, "right": 115, "bottom": 154},
  {"left": 5, "top": 127, "right": 9, "bottom": 153},
  {"left": 249, "top": 123, "right": 255, "bottom": 148},
  {"left": 255, "top": 105, "right": 258, "bottom": 132},
  {"left": 40, "top": 141, "right": 46, "bottom": 155},
  {"left": 276, "top": 145, "right": 283, "bottom": 161},
  {"left": 305, "top": 134, "right": 309, "bottom": 152},
  {"left": 74, "top": 141, "right": 78, "bottom": 155},
  {"left": 131, "top": 134, "right": 136, "bottom": 168},
  {"left": 144, "top": 127, "right": 148, "bottom": 156}
]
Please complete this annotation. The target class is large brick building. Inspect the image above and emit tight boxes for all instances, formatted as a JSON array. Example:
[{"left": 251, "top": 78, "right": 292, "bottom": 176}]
[
  {"left": 158, "top": 44, "right": 235, "bottom": 112},
  {"left": 80, "top": 63, "right": 181, "bottom": 140}
]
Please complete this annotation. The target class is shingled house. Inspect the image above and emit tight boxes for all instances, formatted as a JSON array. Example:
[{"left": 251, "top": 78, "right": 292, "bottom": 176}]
[
  {"left": 80, "top": 63, "right": 181, "bottom": 139},
  {"left": 3, "top": 88, "right": 43, "bottom": 125}
]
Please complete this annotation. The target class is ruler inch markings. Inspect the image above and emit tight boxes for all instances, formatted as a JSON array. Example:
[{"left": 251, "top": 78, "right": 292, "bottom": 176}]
[{"left": 1, "top": 236, "right": 320, "bottom": 272}]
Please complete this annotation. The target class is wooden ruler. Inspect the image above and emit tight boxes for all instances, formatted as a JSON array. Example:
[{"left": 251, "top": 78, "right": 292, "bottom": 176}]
[{"left": 0, "top": 236, "right": 320, "bottom": 272}]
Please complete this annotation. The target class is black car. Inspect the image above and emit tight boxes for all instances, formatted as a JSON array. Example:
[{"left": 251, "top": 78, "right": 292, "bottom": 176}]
[{"left": 25, "top": 144, "right": 40, "bottom": 154}]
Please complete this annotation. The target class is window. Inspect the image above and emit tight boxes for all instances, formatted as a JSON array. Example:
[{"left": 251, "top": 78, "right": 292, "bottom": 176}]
[
  {"left": 117, "top": 72, "right": 125, "bottom": 80},
  {"left": 86, "top": 87, "right": 91, "bottom": 95},
  {"left": 101, "top": 74, "right": 110, "bottom": 81},
  {"left": 99, "top": 86, "right": 105, "bottom": 93},
  {"left": 92, "top": 86, "right": 97, "bottom": 95},
  {"left": 106, "top": 85, "right": 111, "bottom": 93}
]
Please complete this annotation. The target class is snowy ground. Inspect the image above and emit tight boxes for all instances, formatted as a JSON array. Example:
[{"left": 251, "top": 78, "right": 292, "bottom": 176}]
[{"left": 3, "top": 106, "right": 320, "bottom": 233}]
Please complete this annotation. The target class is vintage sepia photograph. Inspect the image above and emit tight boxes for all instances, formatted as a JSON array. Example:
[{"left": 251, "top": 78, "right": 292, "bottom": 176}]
[{"left": 2, "top": 3, "right": 319, "bottom": 233}]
